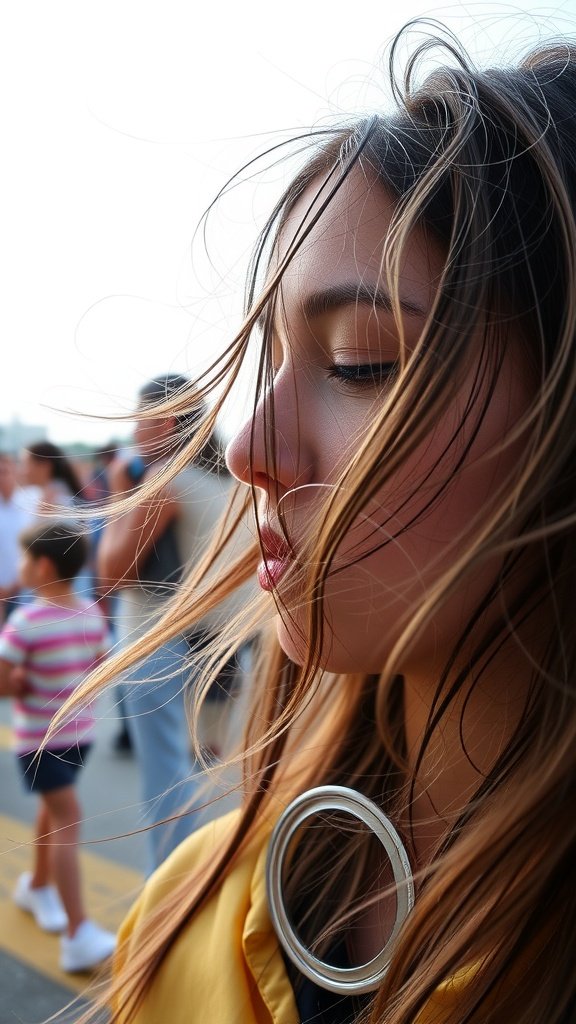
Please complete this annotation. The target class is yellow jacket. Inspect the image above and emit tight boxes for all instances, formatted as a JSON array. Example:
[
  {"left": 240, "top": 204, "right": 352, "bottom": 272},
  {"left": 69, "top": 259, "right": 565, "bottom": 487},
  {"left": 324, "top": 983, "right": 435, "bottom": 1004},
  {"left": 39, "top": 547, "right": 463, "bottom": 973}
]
[{"left": 116, "top": 811, "right": 471, "bottom": 1023}]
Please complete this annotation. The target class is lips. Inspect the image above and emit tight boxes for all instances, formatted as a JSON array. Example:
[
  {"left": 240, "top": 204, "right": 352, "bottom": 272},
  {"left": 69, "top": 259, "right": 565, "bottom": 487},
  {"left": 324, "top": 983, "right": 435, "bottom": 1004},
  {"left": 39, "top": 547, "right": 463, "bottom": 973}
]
[{"left": 257, "top": 525, "right": 292, "bottom": 591}]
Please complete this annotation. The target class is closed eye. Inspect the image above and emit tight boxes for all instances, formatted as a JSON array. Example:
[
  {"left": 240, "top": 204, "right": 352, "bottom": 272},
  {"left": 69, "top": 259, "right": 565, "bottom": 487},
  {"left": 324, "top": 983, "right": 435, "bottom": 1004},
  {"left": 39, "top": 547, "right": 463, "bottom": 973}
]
[{"left": 327, "top": 362, "right": 398, "bottom": 388}]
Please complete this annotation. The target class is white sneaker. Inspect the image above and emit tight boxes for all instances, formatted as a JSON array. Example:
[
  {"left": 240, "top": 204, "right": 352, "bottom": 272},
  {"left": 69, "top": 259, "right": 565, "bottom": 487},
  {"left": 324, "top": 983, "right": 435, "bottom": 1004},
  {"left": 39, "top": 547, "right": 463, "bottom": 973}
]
[
  {"left": 60, "top": 919, "right": 116, "bottom": 973},
  {"left": 13, "top": 871, "right": 68, "bottom": 933}
]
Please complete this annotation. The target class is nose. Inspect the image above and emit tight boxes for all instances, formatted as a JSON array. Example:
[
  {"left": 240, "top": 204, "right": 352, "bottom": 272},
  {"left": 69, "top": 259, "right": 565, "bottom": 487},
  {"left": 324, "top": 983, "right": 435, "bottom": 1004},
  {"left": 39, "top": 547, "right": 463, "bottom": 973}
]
[{"left": 225, "top": 367, "right": 314, "bottom": 501}]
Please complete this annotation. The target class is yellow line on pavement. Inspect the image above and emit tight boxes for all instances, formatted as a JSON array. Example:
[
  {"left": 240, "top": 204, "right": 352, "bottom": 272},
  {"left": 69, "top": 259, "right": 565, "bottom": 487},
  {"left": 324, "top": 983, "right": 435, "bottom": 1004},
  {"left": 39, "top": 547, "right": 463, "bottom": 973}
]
[{"left": 0, "top": 812, "right": 143, "bottom": 994}]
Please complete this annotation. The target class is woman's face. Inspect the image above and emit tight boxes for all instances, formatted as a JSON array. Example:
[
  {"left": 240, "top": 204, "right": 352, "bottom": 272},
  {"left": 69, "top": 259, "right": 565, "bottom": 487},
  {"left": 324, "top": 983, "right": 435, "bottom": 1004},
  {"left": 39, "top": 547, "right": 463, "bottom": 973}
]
[
  {"left": 21, "top": 451, "right": 50, "bottom": 487},
  {"left": 133, "top": 413, "right": 178, "bottom": 465},
  {"left": 226, "top": 167, "right": 531, "bottom": 674}
]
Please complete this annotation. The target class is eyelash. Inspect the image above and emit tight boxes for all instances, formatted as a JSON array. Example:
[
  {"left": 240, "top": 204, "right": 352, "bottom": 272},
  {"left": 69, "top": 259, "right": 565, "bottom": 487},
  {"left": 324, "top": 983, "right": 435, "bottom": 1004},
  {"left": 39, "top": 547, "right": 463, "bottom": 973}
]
[{"left": 327, "top": 362, "right": 398, "bottom": 388}]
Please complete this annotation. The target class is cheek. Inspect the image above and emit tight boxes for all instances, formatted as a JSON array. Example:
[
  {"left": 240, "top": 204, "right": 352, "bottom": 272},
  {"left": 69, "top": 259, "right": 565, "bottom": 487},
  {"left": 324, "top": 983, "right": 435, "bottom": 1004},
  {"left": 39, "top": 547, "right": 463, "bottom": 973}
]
[
  {"left": 273, "top": 357, "right": 531, "bottom": 672},
  {"left": 133, "top": 422, "right": 148, "bottom": 445},
  {"left": 134, "top": 422, "right": 160, "bottom": 456},
  {"left": 277, "top": 459, "right": 515, "bottom": 673},
  {"left": 19, "top": 560, "right": 31, "bottom": 587}
]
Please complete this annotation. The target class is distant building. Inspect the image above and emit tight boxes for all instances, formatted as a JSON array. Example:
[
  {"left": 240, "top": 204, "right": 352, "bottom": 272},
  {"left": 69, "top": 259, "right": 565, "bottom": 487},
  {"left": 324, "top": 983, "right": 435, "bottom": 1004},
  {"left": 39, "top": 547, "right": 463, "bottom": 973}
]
[{"left": 0, "top": 418, "right": 47, "bottom": 455}]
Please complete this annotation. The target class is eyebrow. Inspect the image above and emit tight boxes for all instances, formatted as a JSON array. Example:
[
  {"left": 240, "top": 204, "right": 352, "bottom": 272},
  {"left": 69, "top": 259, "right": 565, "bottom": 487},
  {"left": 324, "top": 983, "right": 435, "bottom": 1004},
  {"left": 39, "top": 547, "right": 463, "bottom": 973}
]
[
  {"left": 303, "top": 283, "right": 428, "bottom": 321},
  {"left": 256, "top": 282, "right": 427, "bottom": 332}
]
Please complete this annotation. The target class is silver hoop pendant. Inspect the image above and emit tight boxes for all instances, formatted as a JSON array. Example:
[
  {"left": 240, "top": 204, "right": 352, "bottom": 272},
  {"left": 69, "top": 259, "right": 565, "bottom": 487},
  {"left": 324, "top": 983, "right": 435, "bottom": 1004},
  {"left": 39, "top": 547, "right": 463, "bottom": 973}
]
[{"left": 266, "top": 785, "right": 415, "bottom": 996}]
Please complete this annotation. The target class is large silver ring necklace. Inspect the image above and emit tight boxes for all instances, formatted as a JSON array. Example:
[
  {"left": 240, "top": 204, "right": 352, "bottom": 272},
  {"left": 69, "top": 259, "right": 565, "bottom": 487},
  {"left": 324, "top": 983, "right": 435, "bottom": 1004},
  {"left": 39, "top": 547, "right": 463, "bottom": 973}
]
[{"left": 266, "top": 785, "right": 415, "bottom": 996}]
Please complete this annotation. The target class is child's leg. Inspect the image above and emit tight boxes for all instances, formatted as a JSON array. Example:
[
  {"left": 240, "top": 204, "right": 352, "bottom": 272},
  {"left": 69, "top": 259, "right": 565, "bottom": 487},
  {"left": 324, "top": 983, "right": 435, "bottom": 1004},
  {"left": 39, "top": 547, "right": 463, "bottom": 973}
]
[
  {"left": 30, "top": 798, "right": 53, "bottom": 888},
  {"left": 41, "top": 785, "right": 85, "bottom": 936}
]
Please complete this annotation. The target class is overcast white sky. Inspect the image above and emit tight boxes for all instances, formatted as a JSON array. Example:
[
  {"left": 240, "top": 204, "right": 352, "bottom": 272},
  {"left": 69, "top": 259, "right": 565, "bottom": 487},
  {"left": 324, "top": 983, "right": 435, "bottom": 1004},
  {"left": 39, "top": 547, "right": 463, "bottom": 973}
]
[{"left": 2, "top": 0, "right": 575, "bottom": 447}]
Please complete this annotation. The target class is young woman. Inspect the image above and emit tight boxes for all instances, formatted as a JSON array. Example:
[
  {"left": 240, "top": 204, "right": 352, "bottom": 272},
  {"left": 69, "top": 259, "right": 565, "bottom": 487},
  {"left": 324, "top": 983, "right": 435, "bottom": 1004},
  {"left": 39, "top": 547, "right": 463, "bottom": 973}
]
[
  {"left": 21, "top": 440, "right": 84, "bottom": 515},
  {"left": 67, "top": 26, "right": 576, "bottom": 1024}
]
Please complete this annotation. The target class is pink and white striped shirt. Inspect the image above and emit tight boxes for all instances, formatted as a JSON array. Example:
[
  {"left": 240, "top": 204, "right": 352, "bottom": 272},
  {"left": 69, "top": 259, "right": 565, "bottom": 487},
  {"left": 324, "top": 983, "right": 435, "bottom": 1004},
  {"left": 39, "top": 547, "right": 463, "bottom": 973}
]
[{"left": 0, "top": 599, "right": 109, "bottom": 754}]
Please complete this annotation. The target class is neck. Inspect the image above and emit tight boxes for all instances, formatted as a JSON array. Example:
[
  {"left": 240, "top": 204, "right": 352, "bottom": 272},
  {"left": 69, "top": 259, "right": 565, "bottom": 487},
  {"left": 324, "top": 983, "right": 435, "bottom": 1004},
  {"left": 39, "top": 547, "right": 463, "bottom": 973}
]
[
  {"left": 36, "top": 581, "right": 77, "bottom": 606},
  {"left": 402, "top": 642, "right": 531, "bottom": 866}
]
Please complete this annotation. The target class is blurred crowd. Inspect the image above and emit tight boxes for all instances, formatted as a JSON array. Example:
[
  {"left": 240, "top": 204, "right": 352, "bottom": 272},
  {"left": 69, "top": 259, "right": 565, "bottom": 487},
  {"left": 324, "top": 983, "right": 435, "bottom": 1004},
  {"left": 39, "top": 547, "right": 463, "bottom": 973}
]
[
  {"left": 0, "top": 378, "right": 251, "bottom": 974},
  {"left": 0, "top": 440, "right": 114, "bottom": 615},
  {"left": 0, "top": 380, "right": 249, "bottom": 876}
]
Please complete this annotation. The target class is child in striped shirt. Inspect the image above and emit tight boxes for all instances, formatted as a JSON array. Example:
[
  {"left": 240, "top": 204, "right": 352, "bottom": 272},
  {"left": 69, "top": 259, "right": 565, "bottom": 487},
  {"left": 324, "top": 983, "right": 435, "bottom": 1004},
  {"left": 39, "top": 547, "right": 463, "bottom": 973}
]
[{"left": 0, "top": 521, "right": 116, "bottom": 973}]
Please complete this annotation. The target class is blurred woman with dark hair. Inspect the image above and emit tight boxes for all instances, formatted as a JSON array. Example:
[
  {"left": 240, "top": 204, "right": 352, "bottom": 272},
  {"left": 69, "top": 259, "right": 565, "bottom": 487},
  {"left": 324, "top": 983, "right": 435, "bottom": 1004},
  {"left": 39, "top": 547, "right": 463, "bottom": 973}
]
[{"left": 22, "top": 440, "right": 84, "bottom": 515}]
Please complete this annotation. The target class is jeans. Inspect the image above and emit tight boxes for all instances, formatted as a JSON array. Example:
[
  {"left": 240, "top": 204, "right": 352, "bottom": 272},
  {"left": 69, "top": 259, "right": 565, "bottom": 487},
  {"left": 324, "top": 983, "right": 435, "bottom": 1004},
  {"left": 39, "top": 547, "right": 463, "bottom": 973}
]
[{"left": 120, "top": 635, "right": 203, "bottom": 876}]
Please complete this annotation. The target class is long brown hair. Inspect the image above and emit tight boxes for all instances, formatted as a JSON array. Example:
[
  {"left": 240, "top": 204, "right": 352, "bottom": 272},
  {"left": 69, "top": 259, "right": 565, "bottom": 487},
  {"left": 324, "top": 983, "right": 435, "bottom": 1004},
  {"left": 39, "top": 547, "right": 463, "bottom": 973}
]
[{"left": 68, "top": 25, "right": 576, "bottom": 1024}]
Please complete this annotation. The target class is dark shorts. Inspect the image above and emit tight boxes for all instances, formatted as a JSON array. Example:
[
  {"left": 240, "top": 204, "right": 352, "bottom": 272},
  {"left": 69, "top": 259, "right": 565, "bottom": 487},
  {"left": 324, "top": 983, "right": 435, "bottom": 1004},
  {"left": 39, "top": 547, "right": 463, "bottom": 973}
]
[{"left": 17, "top": 744, "right": 92, "bottom": 794}]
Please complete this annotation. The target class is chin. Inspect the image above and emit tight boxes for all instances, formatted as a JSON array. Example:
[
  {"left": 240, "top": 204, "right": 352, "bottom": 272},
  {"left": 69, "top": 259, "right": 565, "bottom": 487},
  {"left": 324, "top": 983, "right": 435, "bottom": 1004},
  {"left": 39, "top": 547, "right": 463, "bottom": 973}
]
[
  {"left": 276, "top": 616, "right": 384, "bottom": 675},
  {"left": 276, "top": 618, "right": 307, "bottom": 667}
]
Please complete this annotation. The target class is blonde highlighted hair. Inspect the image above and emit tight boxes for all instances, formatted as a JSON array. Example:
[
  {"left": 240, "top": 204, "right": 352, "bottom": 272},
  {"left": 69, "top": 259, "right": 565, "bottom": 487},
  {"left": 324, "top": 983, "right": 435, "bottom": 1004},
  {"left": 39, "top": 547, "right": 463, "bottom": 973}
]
[{"left": 69, "top": 24, "right": 576, "bottom": 1024}]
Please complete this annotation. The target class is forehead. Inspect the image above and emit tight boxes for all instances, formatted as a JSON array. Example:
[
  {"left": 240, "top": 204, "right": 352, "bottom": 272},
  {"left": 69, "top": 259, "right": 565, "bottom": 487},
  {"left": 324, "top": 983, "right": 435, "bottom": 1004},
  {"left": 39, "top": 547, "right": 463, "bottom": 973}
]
[{"left": 275, "top": 166, "right": 444, "bottom": 317}]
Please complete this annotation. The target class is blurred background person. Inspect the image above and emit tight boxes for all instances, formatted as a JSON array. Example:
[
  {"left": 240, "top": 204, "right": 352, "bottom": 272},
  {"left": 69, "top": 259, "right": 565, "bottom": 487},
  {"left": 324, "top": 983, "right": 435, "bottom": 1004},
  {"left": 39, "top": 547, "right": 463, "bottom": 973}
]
[
  {"left": 0, "top": 521, "right": 115, "bottom": 973},
  {"left": 21, "top": 440, "right": 85, "bottom": 518},
  {"left": 83, "top": 444, "right": 118, "bottom": 504},
  {"left": 0, "top": 452, "right": 34, "bottom": 622},
  {"left": 21, "top": 441, "right": 96, "bottom": 600},
  {"left": 97, "top": 374, "right": 242, "bottom": 873},
  {"left": 82, "top": 443, "right": 133, "bottom": 751}
]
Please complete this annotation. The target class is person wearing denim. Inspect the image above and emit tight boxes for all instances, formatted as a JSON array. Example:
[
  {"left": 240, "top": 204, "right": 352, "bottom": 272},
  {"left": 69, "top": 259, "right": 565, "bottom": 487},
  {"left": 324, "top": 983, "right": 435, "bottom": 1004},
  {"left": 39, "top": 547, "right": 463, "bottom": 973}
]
[
  {"left": 117, "top": 633, "right": 200, "bottom": 873},
  {"left": 97, "top": 376, "right": 239, "bottom": 874}
]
